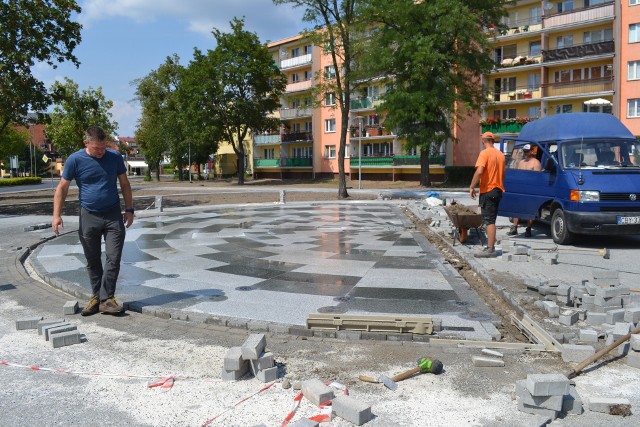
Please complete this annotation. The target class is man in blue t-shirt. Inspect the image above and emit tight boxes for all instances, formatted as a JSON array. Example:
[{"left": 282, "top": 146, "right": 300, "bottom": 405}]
[{"left": 52, "top": 126, "right": 134, "bottom": 316}]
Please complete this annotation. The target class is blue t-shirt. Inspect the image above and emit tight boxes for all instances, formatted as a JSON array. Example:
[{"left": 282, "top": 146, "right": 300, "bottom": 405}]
[{"left": 62, "top": 148, "right": 126, "bottom": 212}]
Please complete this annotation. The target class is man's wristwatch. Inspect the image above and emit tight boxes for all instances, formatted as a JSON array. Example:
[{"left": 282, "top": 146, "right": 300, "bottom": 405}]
[{"left": 125, "top": 208, "right": 135, "bottom": 214}]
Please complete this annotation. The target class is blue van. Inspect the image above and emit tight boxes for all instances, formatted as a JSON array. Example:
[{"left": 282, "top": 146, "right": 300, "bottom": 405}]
[{"left": 498, "top": 113, "right": 640, "bottom": 244}]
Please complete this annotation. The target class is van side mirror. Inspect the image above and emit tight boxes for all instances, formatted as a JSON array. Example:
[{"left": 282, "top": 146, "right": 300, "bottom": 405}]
[{"left": 545, "top": 158, "right": 556, "bottom": 172}]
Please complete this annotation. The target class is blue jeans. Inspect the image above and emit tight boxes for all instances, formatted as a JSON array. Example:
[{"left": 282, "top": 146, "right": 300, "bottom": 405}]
[{"left": 79, "top": 207, "right": 125, "bottom": 299}]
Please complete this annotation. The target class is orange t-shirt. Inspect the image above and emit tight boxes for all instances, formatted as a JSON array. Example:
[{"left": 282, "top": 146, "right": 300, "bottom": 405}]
[{"left": 475, "top": 146, "right": 505, "bottom": 194}]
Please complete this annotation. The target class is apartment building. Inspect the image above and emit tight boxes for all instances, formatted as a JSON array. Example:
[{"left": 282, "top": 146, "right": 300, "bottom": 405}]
[
  {"left": 480, "top": 0, "right": 629, "bottom": 157},
  {"left": 621, "top": 0, "right": 640, "bottom": 135},
  {"left": 253, "top": 34, "right": 445, "bottom": 182}
]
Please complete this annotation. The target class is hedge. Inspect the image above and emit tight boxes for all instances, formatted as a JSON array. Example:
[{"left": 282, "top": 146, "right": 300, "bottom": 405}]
[
  {"left": 444, "top": 166, "right": 476, "bottom": 186},
  {"left": 0, "top": 177, "right": 43, "bottom": 187}
]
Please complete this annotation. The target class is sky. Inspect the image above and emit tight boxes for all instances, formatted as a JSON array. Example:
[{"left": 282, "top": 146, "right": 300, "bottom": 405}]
[{"left": 32, "top": 0, "right": 307, "bottom": 137}]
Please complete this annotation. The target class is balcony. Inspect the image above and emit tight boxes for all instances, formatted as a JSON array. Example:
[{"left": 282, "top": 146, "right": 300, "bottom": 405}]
[
  {"left": 541, "top": 77, "right": 613, "bottom": 98},
  {"left": 542, "top": 2, "right": 613, "bottom": 30},
  {"left": 481, "top": 122, "right": 526, "bottom": 134},
  {"left": 281, "top": 157, "right": 312, "bottom": 167},
  {"left": 494, "top": 53, "right": 541, "bottom": 69},
  {"left": 280, "top": 107, "right": 313, "bottom": 119},
  {"left": 486, "top": 84, "right": 540, "bottom": 103},
  {"left": 350, "top": 97, "right": 383, "bottom": 111},
  {"left": 281, "top": 131, "right": 313, "bottom": 143},
  {"left": 486, "top": 16, "right": 542, "bottom": 38},
  {"left": 285, "top": 79, "right": 312, "bottom": 93},
  {"left": 254, "top": 134, "right": 281, "bottom": 145},
  {"left": 280, "top": 53, "right": 312, "bottom": 70},
  {"left": 542, "top": 40, "right": 614, "bottom": 63},
  {"left": 254, "top": 158, "right": 279, "bottom": 167},
  {"left": 349, "top": 154, "right": 445, "bottom": 168}
]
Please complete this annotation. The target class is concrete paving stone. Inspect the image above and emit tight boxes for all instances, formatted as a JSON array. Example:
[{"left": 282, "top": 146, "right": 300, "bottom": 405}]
[
  {"left": 15, "top": 316, "right": 43, "bottom": 330},
  {"left": 592, "top": 270, "right": 619, "bottom": 280},
  {"left": 256, "top": 366, "right": 278, "bottom": 383},
  {"left": 513, "top": 246, "right": 529, "bottom": 255},
  {"left": 617, "top": 342, "right": 630, "bottom": 356},
  {"left": 585, "top": 283, "right": 598, "bottom": 296},
  {"left": 627, "top": 351, "right": 640, "bottom": 369},
  {"left": 556, "top": 284, "right": 570, "bottom": 296},
  {"left": 223, "top": 347, "right": 244, "bottom": 371},
  {"left": 538, "top": 286, "right": 557, "bottom": 296},
  {"left": 562, "top": 344, "right": 595, "bottom": 363},
  {"left": 241, "top": 334, "right": 266, "bottom": 360},
  {"left": 313, "top": 330, "right": 337, "bottom": 339},
  {"left": 594, "top": 295, "right": 622, "bottom": 307},
  {"left": 332, "top": 394, "right": 372, "bottom": 426},
  {"left": 252, "top": 352, "right": 274, "bottom": 371},
  {"left": 246, "top": 320, "right": 270, "bottom": 332},
  {"left": 386, "top": 333, "right": 412, "bottom": 342},
  {"left": 289, "top": 419, "right": 319, "bottom": 427},
  {"left": 595, "top": 286, "right": 629, "bottom": 299},
  {"left": 43, "top": 322, "right": 70, "bottom": 340},
  {"left": 525, "top": 374, "right": 570, "bottom": 397},
  {"left": 516, "top": 380, "right": 564, "bottom": 411},
  {"left": 472, "top": 356, "right": 505, "bottom": 367},
  {"left": 336, "top": 330, "right": 362, "bottom": 340},
  {"left": 581, "top": 294, "right": 595, "bottom": 305},
  {"left": 267, "top": 323, "right": 290, "bottom": 334},
  {"left": 360, "top": 331, "right": 387, "bottom": 340},
  {"left": 51, "top": 330, "right": 81, "bottom": 348},
  {"left": 556, "top": 294, "right": 571, "bottom": 306},
  {"left": 586, "top": 312, "right": 607, "bottom": 325},
  {"left": 47, "top": 324, "right": 78, "bottom": 341},
  {"left": 481, "top": 349, "right": 504, "bottom": 358},
  {"left": 525, "top": 279, "right": 545, "bottom": 291},
  {"left": 37, "top": 318, "right": 66, "bottom": 335},
  {"left": 226, "top": 318, "right": 248, "bottom": 329},
  {"left": 512, "top": 254, "right": 529, "bottom": 262},
  {"left": 625, "top": 307, "right": 640, "bottom": 323},
  {"left": 302, "top": 379, "right": 335, "bottom": 407},
  {"left": 558, "top": 310, "right": 578, "bottom": 326},
  {"left": 579, "top": 329, "right": 599, "bottom": 343},
  {"left": 630, "top": 334, "right": 640, "bottom": 351},
  {"left": 562, "top": 385, "right": 583, "bottom": 415},
  {"left": 62, "top": 300, "right": 78, "bottom": 315},
  {"left": 517, "top": 400, "right": 559, "bottom": 420},
  {"left": 612, "top": 322, "right": 633, "bottom": 338},
  {"left": 221, "top": 364, "right": 249, "bottom": 381},
  {"left": 587, "top": 397, "right": 632, "bottom": 415},
  {"left": 593, "top": 278, "right": 621, "bottom": 287},
  {"left": 542, "top": 301, "right": 560, "bottom": 317}
]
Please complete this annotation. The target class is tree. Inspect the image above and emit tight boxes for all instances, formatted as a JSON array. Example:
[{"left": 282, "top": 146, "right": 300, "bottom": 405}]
[
  {"left": 0, "top": 126, "right": 29, "bottom": 175},
  {"left": 359, "top": 0, "right": 507, "bottom": 186},
  {"left": 273, "top": 0, "right": 360, "bottom": 198},
  {"left": 180, "top": 18, "right": 286, "bottom": 185},
  {"left": 46, "top": 78, "right": 118, "bottom": 157},
  {"left": 0, "top": 0, "right": 82, "bottom": 136}
]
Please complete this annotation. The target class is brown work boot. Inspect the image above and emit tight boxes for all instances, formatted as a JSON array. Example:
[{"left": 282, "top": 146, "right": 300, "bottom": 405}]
[
  {"left": 81, "top": 296, "right": 100, "bottom": 316},
  {"left": 99, "top": 297, "right": 125, "bottom": 315}
]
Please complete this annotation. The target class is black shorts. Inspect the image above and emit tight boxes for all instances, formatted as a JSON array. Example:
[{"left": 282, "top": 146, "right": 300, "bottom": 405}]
[{"left": 479, "top": 188, "right": 503, "bottom": 225}]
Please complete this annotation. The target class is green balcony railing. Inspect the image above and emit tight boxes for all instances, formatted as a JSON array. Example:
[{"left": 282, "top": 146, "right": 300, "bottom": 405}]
[
  {"left": 254, "top": 159, "right": 279, "bottom": 167},
  {"left": 282, "top": 157, "right": 312, "bottom": 167},
  {"left": 481, "top": 122, "right": 525, "bottom": 134},
  {"left": 349, "top": 154, "right": 445, "bottom": 168}
]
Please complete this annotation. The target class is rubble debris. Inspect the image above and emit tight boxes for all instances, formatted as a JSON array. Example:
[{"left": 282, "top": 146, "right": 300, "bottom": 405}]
[{"left": 587, "top": 397, "right": 632, "bottom": 416}]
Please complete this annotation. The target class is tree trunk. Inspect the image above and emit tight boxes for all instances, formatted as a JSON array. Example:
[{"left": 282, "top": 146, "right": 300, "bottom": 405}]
[
  {"left": 337, "top": 110, "right": 350, "bottom": 199},
  {"left": 237, "top": 149, "right": 245, "bottom": 185},
  {"left": 154, "top": 161, "right": 160, "bottom": 181},
  {"left": 420, "top": 148, "right": 431, "bottom": 187}
]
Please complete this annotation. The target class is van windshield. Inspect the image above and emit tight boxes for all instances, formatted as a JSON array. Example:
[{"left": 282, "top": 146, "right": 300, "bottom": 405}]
[{"left": 560, "top": 140, "right": 640, "bottom": 169}]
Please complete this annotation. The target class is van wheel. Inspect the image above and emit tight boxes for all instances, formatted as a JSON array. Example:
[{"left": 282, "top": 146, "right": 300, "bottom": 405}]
[{"left": 551, "top": 209, "right": 574, "bottom": 245}]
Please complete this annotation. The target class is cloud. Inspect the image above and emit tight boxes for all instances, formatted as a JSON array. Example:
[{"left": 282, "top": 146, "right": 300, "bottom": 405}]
[
  {"left": 79, "top": 0, "right": 306, "bottom": 41},
  {"left": 110, "top": 100, "right": 140, "bottom": 137}
]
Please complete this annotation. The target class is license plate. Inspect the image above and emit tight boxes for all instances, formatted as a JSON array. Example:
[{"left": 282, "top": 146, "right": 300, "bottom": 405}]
[{"left": 617, "top": 216, "right": 640, "bottom": 225}]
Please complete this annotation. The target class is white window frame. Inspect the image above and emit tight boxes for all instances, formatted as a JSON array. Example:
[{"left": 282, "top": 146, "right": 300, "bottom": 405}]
[
  {"left": 324, "top": 145, "right": 337, "bottom": 158},
  {"left": 303, "top": 45, "right": 313, "bottom": 55},
  {"left": 304, "top": 121, "right": 312, "bottom": 132},
  {"left": 629, "top": 61, "right": 640, "bottom": 80},
  {"left": 557, "top": 35, "right": 573, "bottom": 48},
  {"left": 628, "top": 99, "right": 640, "bottom": 117},
  {"left": 324, "top": 65, "right": 336, "bottom": 80},
  {"left": 528, "top": 73, "right": 540, "bottom": 91},
  {"left": 324, "top": 118, "right": 336, "bottom": 133},
  {"left": 631, "top": 24, "right": 640, "bottom": 43},
  {"left": 304, "top": 70, "right": 312, "bottom": 81},
  {"left": 324, "top": 92, "right": 336, "bottom": 106},
  {"left": 290, "top": 47, "right": 300, "bottom": 58},
  {"left": 528, "top": 106, "right": 541, "bottom": 118},
  {"left": 291, "top": 73, "right": 300, "bottom": 83},
  {"left": 555, "top": 104, "right": 573, "bottom": 114},
  {"left": 529, "top": 6, "right": 541, "bottom": 25},
  {"left": 292, "top": 123, "right": 301, "bottom": 133},
  {"left": 264, "top": 148, "right": 275, "bottom": 159},
  {"left": 632, "top": 0, "right": 640, "bottom": 6}
]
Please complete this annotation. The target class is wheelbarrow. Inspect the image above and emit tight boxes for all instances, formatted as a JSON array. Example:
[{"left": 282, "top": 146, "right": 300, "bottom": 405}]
[{"left": 443, "top": 205, "right": 485, "bottom": 246}]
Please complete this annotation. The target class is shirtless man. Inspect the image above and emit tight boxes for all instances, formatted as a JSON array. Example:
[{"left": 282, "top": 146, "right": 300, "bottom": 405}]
[{"left": 506, "top": 144, "right": 542, "bottom": 237}]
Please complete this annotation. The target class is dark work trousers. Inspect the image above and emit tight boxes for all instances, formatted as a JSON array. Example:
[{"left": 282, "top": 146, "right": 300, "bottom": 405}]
[{"left": 79, "top": 207, "right": 125, "bottom": 299}]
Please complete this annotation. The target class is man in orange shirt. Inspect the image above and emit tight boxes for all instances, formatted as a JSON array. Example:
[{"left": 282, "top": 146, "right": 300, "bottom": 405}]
[{"left": 469, "top": 132, "right": 506, "bottom": 258}]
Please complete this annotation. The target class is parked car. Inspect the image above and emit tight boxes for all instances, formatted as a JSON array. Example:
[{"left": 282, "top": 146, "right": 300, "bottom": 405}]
[{"left": 498, "top": 113, "right": 640, "bottom": 244}]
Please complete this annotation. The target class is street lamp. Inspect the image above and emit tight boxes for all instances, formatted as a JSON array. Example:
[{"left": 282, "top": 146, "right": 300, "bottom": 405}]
[
  {"left": 188, "top": 140, "right": 192, "bottom": 183},
  {"left": 352, "top": 116, "right": 365, "bottom": 190}
]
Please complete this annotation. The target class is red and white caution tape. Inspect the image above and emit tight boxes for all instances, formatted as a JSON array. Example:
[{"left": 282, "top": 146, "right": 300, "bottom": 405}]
[
  {"left": 1, "top": 360, "right": 189, "bottom": 389},
  {"left": 281, "top": 381, "right": 348, "bottom": 426},
  {"left": 201, "top": 381, "right": 276, "bottom": 426}
]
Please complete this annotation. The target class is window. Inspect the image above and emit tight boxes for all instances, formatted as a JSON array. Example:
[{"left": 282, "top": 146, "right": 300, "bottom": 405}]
[
  {"left": 324, "top": 145, "right": 336, "bottom": 158},
  {"left": 493, "top": 109, "right": 516, "bottom": 119},
  {"left": 345, "top": 144, "right": 350, "bottom": 158},
  {"left": 366, "top": 86, "right": 380, "bottom": 99},
  {"left": 628, "top": 99, "right": 640, "bottom": 117},
  {"left": 557, "top": 1, "right": 573, "bottom": 13},
  {"left": 304, "top": 70, "right": 312, "bottom": 81},
  {"left": 557, "top": 35, "right": 573, "bottom": 48},
  {"left": 529, "top": 41, "right": 541, "bottom": 57},
  {"left": 304, "top": 121, "right": 312, "bottom": 132},
  {"left": 555, "top": 104, "right": 573, "bottom": 114},
  {"left": 324, "top": 118, "right": 336, "bottom": 132},
  {"left": 583, "top": 29, "right": 613, "bottom": 43},
  {"left": 553, "top": 70, "right": 571, "bottom": 83},
  {"left": 631, "top": 24, "right": 640, "bottom": 43},
  {"left": 529, "top": 6, "right": 541, "bottom": 25},
  {"left": 527, "top": 73, "right": 540, "bottom": 91},
  {"left": 324, "top": 92, "right": 336, "bottom": 106},
  {"left": 367, "top": 114, "right": 380, "bottom": 126},
  {"left": 292, "top": 123, "right": 301, "bottom": 133},
  {"left": 264, "top": 148, "right": 275, "bottom": 159},
  {"left": 293, "top": 146, "right": 312, "bottom": 158},
  {"left": 291, "top": 73, "right": 300, "bottom": 83},
  {"left": 303, "top": 45, "right": 312, "bottom": 55},
  {"left": 528, "top": 106, "right": 541, "bottom": 118},
  {"left": 629, "top": 61, "right": 640, "bottom": 80},
  {"left": 501, "top": 77, "right": 516, "bottom": 92},
  {"left": 585, "top": 0, "right": 607, "bottom": 5},
  {"left": 632, "top": 0, "right": 640, "bottom": 5},
  {"left": 324, "top": 65, "right": 336, "bottom": 79},
  {"left": 291, "top": 47, "right": 300, "bottom": 58}
]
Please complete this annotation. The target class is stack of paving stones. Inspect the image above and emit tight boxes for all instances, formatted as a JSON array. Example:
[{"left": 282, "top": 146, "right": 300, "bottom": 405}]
[
  {"left": 301, "top": 379, "right": 372, "bottom": 426},
  {"left": 527, "top": 270, "right": 640, "bottom": 360},
  {"left": 221, "top": 334, "right": 277, "bottom": 382},
  {"left": 16, "top": 312, "right": 82, "bottom": 349},
  {"left": 516, "top": 373, "right": 583, "bottom": 424},
  {"left": 501, "top": 241, "right": 543, "bottom": 263}
]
